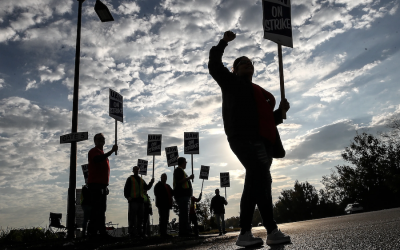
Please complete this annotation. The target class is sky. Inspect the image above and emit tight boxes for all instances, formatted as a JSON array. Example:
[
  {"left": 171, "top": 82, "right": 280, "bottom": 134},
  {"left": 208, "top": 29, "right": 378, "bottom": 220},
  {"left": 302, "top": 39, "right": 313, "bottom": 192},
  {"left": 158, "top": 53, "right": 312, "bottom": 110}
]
[{"left": 0, "top": 0, "right": 399, "bottom": 228}]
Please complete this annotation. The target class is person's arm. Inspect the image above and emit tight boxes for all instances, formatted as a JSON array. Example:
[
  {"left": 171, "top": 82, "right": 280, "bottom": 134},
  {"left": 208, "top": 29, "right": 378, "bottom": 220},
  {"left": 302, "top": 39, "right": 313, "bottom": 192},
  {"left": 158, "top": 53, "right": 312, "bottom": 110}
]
[
  {"left": 224, "top": 197, "right": 228, "bottom": 205},
  {"left": 154, "top": 182, "right": 160, "bottom": 197},
  {"left": 93, "top": 145, "right": 118, "bottom": 163},
  {"left": 124, "top": 177, "right": 131, "bottom": 200},
  {"left": 208, "top": 31, "right": 237, "bottom": 89},
  {"left": 145, "top": 178, "right": 155, "bottom": 190},
  {"left": 176, "top": 169, "right": 193, "bottom": 184},
  {"left": 274, "top": 98, "right": 290, "bottom": 126}
]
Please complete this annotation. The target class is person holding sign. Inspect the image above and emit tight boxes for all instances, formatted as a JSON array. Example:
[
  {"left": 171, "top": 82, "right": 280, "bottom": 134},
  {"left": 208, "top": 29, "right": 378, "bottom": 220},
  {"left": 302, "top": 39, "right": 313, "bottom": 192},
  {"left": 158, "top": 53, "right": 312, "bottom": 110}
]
[
  {"left": 173, "top": 157, "right": 194, "bottom": 237},
  {"left": 87, "top": 133, "right": 118, "bottom": 238},
  {"left": 123, "top": 166, "right": 155, "bottom": 239},
  {"left": 154, "top": 173, "right": 174, "bottom": 238},
  {"left": 210, "top": 189, "right": 228, "bottom": 236},
  {"left": 208, "top": 31, "right": 291, "bottom": 246},
  {"left": 189, "top": 192, "right": 202, "bottom": 237}
]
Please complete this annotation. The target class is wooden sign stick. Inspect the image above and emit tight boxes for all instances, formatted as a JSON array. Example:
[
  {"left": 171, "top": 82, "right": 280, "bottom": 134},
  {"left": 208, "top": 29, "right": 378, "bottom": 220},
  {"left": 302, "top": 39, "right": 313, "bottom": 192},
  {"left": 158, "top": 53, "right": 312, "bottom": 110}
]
[
  {"left": 152, "top": 155, "right": 155, "bottom": 179},
  {"left": 201, "top": 179, "right": 204, "bottom": 193},
  {"left": 115, "top": 120, "right": 118, "bottom": 155},
  {"left": 278, "top": 44, "right": 287, "bottom": 120},
  {"left": 191, "top": 154, "right": 194, "bottom": 182}
]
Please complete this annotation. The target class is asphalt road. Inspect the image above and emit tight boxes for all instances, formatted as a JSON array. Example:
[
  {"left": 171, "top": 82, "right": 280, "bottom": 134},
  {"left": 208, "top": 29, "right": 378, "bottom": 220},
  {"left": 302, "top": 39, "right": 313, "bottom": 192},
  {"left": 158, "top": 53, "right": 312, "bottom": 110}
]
[{"left": 183, "top": 208, "right": 400, "bottom": 250}]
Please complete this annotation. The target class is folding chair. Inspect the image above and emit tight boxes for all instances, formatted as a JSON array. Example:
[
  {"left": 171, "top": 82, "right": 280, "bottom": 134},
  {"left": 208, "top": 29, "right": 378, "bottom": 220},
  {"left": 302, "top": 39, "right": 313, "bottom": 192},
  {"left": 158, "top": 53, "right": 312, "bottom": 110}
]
[{"left": 49, "top": 212, "right": 66, "bottom": 234}]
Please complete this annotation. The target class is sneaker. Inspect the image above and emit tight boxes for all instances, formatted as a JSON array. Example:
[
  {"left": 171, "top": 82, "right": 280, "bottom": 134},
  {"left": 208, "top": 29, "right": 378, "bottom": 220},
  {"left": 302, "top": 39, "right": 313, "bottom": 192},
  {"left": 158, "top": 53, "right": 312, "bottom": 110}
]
[
  {"left": 236, "top": 231, "right": 263, "bottom": 247},
  {"left": 266, "top": 228, "right": 291, "bottom": 245},
  {"left": 219, "top": 232, "right": 223, "bottom": 236}
]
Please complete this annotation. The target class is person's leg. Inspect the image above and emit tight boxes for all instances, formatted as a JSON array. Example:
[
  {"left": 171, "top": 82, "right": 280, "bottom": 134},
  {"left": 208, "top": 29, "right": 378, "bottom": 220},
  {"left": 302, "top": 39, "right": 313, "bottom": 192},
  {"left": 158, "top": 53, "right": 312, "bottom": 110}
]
[
  {"left": 137, "top": 202, "right": 144, "bottom": 236},
  {"left": 215, "top": 214, "right": 221, "bottom": 233},
  {"left": 128, "top": 202, "right": 139, "bottom": 236},
  {"left": 99, "top": 190, "right": 107, "bottom": 234},
  {"left": 221, "top": 214, "right": 226, "bottom": 232},
  {"left": 191, "top": 214, "right": 199, "bottom": 236},
  {"left": 142, "top": 212, "right": 149, "bottom": 236},
  {"left": 158, "top": 208, "right": 167, "bottom": 236},
  {"left": 176, "top": 196, "right": 190, "bottom": 236},
  {"left": 229, "top": 137, "right": 276, "bottom": 233},
  {"left": 87, "top": 187, "right": 101, "bottom": 235},
  {"left": 82, "top": 205, "right": 91, "bottom": 236}
]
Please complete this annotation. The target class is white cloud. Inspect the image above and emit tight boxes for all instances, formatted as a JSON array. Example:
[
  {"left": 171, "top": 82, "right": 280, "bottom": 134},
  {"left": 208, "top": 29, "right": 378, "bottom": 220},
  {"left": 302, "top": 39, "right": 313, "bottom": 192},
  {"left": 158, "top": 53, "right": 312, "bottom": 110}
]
[{"left": 118, "top": 2, "right": 141, "bottom": 15}]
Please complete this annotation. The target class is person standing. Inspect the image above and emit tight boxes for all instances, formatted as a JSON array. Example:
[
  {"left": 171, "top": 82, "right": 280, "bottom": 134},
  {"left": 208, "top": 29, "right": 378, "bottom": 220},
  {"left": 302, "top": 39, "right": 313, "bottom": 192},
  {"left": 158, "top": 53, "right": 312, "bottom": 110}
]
[
  {"left": 154, "top": 173, "right": 174, "bottom": 237},
  {"left": 189, "top": 192, "right": 202, "bottom": 236},
  {"left": 123, "top": 166, "right": 154, "bottom": 239},
  {"left": 208, "top": 31, "right": 291, "bottom": 247},
  {"left": 173, "top": 157, "right": 194, "bottom": 237},
  {"left": 80, "top": 183, "right": 91, "bottom": 238},
  {"left": 210, "top": 189, "right": 228, "bottom": 236},
  {"left": 142, "top": 190, "right": 153, "bottom": 237},
  {"left": 87, "top": 133, "right": 118, "bottom": 237}
]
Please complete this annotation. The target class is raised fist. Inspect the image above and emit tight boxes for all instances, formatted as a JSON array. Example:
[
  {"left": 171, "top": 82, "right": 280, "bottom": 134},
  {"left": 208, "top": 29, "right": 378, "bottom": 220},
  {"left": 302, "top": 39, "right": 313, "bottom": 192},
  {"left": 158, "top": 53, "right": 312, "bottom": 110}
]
[{"left": 223, "top": 30, "right": 236, "bottom": 43}]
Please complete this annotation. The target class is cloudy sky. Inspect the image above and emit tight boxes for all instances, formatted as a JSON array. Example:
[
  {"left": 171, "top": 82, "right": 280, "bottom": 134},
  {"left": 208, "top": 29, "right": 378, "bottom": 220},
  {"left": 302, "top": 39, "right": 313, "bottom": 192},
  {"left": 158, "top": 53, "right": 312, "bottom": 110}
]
[{"left": 1, "top": 0, "right": 399, "bottom": 228}]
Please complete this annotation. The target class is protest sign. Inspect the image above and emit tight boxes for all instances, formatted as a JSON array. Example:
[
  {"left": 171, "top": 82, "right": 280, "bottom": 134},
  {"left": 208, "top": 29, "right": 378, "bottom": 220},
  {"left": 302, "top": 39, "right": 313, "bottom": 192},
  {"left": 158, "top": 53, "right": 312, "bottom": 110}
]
[
  {"left": 262, "top": 0, "right": 293, "bottom": 48},
  {"left": 81, "top": 164, "right": 89, "bottom": 183},
  {"left": 220, "top": 172, "right": 230, "bottom": 187},
  {"left": 184, "top": 132, "right": 199, "bottom": 154},
  {"left": 147, "top": 134, "right": 162, "bottom": 156},
  {"left": 138, "top": 159, "right": 148, "bottom": 176},
  {"left": 109, "top": 89, "right": 123, "bottom": 155},
  {"left": 165, "top": 146, "right": 179, "bottom": 167},
  {"left": 200, "top": 165, "right": 210, "bottom": 180},
  {"left": 109, "top": 89, "right": 123, "bottom": 122},
  {"left": 60, "top": 132, "right": 88, "bottom": 144}
]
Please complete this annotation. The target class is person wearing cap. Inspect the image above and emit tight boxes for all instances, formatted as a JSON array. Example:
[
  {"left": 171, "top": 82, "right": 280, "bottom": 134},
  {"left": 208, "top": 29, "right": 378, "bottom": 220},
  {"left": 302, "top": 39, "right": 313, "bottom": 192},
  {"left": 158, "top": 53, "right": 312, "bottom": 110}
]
[
  {"left": 173, "top": 157, "right": 194, "bottom": 237},
  {"left": 124, "top": 166, "right": 154, "bottom": 238},
  {"left": 87, "top": 133, "right": 118, "bottom": 237},
  {"left": 154, "top": 173, "right": 174, "bottom": 237},
  {"left": 189, "top": 192, "right": 202, "bottom": 236},
  {"left": 210, "top": 189, "right": 228, "bottom": 236}
]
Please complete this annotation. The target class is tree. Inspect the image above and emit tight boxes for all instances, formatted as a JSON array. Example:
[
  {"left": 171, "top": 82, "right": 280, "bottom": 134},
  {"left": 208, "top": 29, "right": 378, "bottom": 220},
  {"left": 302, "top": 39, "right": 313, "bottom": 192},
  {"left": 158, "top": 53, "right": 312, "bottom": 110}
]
[{"left": 322, "top": 130, "right": 400, "bottom": 211}]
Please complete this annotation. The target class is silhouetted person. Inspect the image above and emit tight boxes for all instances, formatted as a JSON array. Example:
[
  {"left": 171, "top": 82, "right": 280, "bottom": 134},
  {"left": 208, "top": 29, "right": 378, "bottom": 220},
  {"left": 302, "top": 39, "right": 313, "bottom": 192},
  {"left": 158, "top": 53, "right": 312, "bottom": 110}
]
[
  {"left": 210, "top": 189, "right": 227, "bottom": 236},
  {"left": 80, "top": 183, "right": 91, "bottom": 237},
  {"left": 154, "top": 173, "right": 174, "bottom": 237},
  {"left": 208, "top": 30, "right": 291, "bottom": 247},
  {"left": 173, "top": 157, "right": 194, "bottom": 237},
  {"left": 143, "top": 190, "right": 153, "bottom": 237},
  {"left": 87, "top": 133, "right": 118, "bottom": 237},
  {"left": 189, "top": 192, "right": 202, "bottom": 236},
  {"left": 124, "top": 166, "right": 154, "bottom": 239}
]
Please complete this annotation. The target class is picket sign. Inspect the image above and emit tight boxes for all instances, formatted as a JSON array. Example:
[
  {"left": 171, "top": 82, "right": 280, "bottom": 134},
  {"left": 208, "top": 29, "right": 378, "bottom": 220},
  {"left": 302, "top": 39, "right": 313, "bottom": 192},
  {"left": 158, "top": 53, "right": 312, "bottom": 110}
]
[
  {"left": 147, "top": 134, "right": 162, "bottom": 179},
  {"left": 81, "top": 164, "right": 89, "bottom": 183},
  {"left": 199, "top": 165, "right": 210, "bottom": 193},
  {"left": 138, "top": 159, "right": 148, "bottom": 176},
  {"left": 220, "top": 172, "right": 230, "bottom": 200},
  {"left": 165, "top": 146, "right": 179, "bottom": 170},
  {"left": 184, "top": 132, "right": 199, "bottom": 182},
  {"left": 109, "top": 89, "right": 123, "bottom": 155},
  {"left": 262, "top": 0, "right": 293, "bottom": 119}
]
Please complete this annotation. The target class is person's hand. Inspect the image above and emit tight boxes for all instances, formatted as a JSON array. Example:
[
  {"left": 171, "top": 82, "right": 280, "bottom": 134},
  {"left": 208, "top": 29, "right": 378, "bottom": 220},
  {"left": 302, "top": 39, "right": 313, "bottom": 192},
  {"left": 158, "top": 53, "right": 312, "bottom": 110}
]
[
  {"left": 150, "top": 178, "right": 155, "bottom": 183},
  {"left": 222, "top": 30, "right": 236, "bottom": 43},
  {"left": 189, "top": 174, "right": 194, "bottom": 180},
  {"left": 279, "top": 98, "right": 290, "bottom": 112},
  {"left": 111, "top": 144, "right": 118, "bottom": 152}
]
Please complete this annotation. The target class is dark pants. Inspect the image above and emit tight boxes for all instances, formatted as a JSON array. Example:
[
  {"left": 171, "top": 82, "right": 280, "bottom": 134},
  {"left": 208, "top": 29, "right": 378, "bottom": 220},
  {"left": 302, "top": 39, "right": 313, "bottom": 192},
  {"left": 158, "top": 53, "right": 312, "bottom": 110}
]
[
  {"left": 189, "top": 213, "right": 199, "bottom": 235},
  {"left": 175, "top": 196, "right": 190, "bottom": 235},
  {"left": 143, "top": 212, "right": 150, "bottom": 236},
  {"left": 128, "top": 202, "right": 144, "bottom": 236},
  {"left": 228, "top": 136, "right": 278, "bottom": 234},
  {"left": 158, "top": 208, "right": 170, "bottom": 236},
  {"left": 87, "top": 185, "right": 107, "bottom": 235},
  {"left": 82, "top": 205, "right": 92, "bottom": 235}
]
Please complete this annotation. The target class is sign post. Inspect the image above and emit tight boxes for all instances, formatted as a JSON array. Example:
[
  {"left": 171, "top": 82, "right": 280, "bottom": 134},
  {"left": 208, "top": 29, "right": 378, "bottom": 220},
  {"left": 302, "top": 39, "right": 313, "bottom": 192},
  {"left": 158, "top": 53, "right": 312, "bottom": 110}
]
[
  {"left": 199, "top": 165, "right": 210, "bottom": 193},
  {"left": 147, "top": 134, "right": 162, "bottom": 179},
  {"left": 262, "top": 0, "right": 293, "bottom": 119},
  {"left": 184, "top": 132, "right": 199, "bottom": 182},
  {"left": 75, "top": 189, "right": 84, "bottom": 228},
  {"left": 138, "top": 159, "right": 148, "bottom": 177},
  {"left": 220, "top": 172, "right": 230, "bottom": 200},
  {"left": 109, "top": 88, "right": 123, "bottom": 155},
  {"left": 165, "top": 146, "right": 179, "bottom": 170}
]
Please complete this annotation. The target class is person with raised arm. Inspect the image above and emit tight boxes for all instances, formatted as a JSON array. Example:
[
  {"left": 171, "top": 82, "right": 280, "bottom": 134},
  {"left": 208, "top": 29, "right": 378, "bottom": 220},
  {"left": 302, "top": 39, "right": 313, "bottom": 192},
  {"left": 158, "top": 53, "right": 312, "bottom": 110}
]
[
  {"left": 208, "top": 31, "right": 291, "bottom": 247},
  {"left": 87, "top": 133, "right": 118, "bottom": 238}
]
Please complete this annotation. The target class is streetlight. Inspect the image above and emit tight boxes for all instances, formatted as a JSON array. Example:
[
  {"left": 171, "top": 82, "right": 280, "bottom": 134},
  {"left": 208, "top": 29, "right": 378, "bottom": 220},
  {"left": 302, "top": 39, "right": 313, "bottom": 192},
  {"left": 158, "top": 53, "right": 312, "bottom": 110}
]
[{"left": 67, "top": 0, "right": 114, "bottom": 239}]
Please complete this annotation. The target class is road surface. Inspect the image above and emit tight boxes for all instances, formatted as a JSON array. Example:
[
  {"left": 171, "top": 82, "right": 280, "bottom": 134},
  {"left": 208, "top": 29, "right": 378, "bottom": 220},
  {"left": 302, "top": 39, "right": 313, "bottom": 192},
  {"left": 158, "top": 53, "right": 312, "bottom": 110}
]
[{"left": 183, "top": 207, "right": 400, "bottom": 249}]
